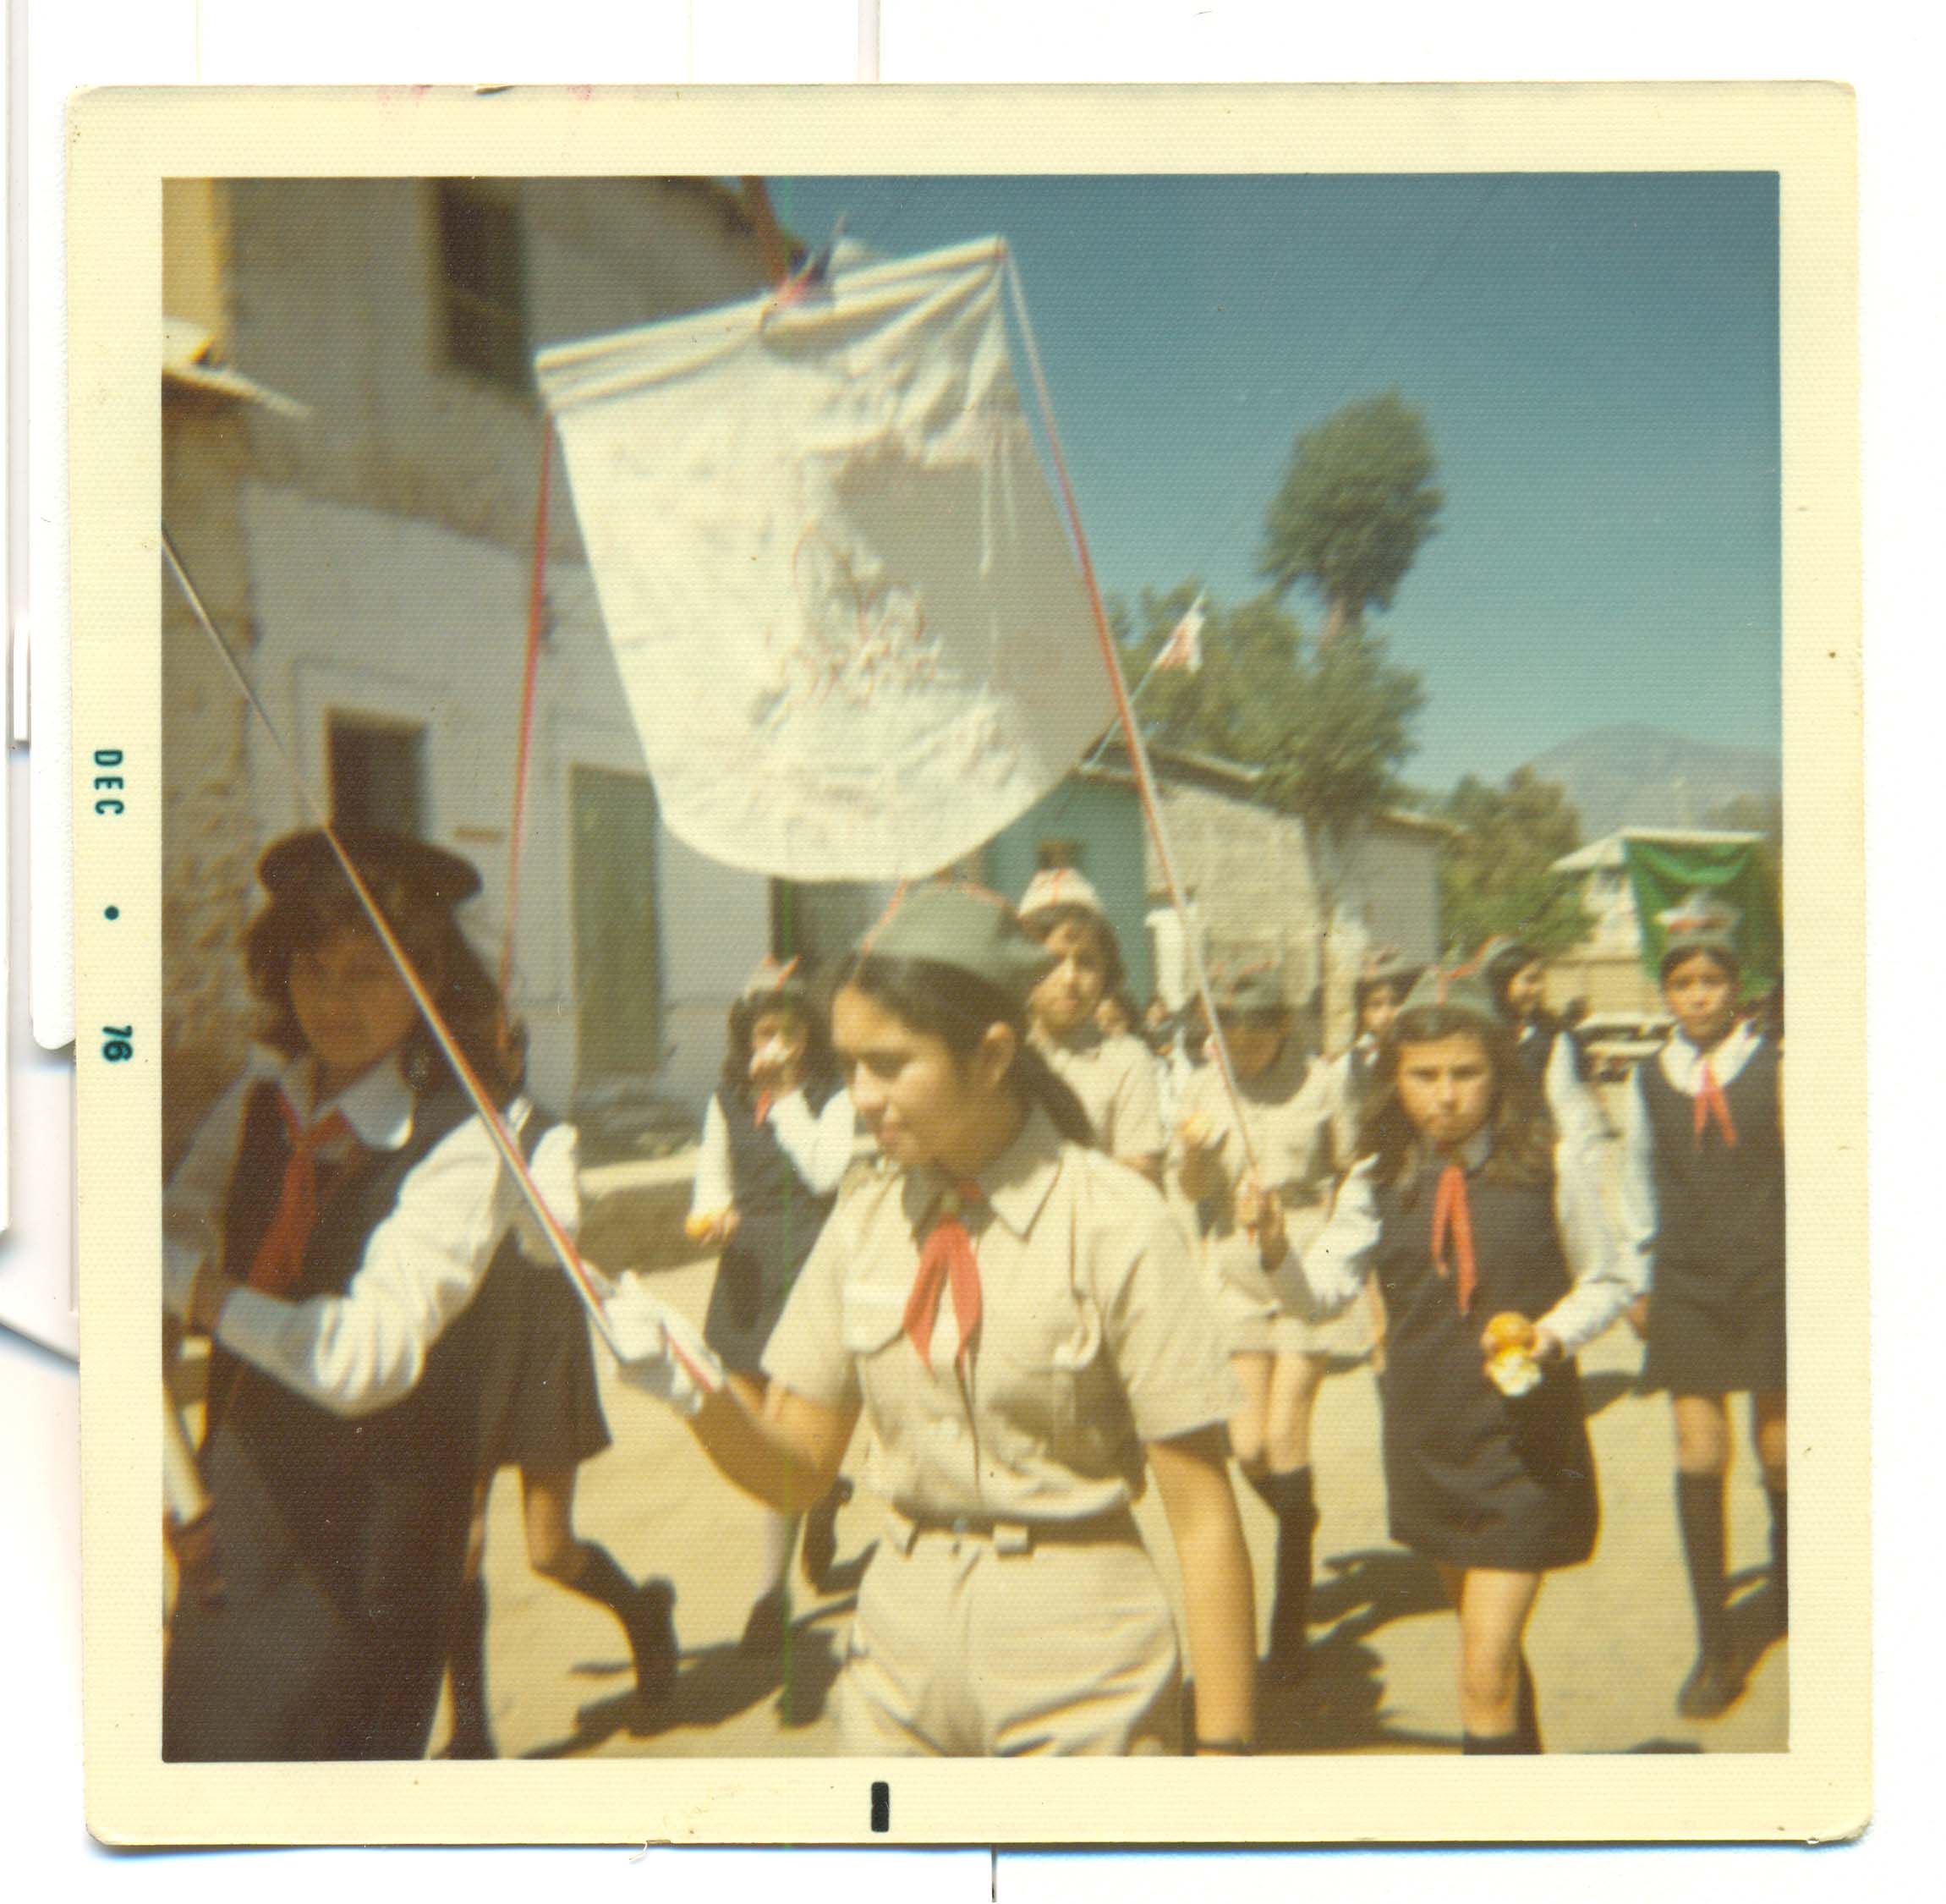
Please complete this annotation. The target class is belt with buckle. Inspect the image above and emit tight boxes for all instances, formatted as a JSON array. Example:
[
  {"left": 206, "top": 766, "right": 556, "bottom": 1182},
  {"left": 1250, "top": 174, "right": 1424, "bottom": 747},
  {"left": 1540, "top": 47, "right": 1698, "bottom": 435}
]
[{"left": 891, "top": 1506, "right": 1140, "bottom": 1555}]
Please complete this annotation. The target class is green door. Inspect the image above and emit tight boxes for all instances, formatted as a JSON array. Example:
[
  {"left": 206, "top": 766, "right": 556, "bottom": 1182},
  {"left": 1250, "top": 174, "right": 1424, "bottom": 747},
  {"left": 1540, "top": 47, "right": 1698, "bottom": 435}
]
[{"left": 570, "top": 765, "right": 663, "bottom": 1084}]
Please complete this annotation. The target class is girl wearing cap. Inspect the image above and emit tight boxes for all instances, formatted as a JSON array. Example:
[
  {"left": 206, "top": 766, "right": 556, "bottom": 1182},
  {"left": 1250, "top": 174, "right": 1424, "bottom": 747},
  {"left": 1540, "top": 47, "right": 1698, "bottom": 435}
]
[
  {"left": 1017, "top": 868, "right": 1167, "bottom": 1183},
  {"left": 1618, "top": 906, "right": 1786, "bottom": 1722},
  {"left": 633, "top": 886, "right": 1256, "bottom": 1756},
  {"left": 160, "top": 827, "right": 602, "bottom": 1761},
  {"left": 688, "top": 959, "right": 857, "bottom": 1652},
  {"left": 1477, "top": 938, "right": 1608, "bottom": 1155},
  {"left": 1285, "top": 967, "right": 1639, "bottom": 1753},
  {"left": 1173, "top": 963, "right": 1375, "bottom": 1682}
]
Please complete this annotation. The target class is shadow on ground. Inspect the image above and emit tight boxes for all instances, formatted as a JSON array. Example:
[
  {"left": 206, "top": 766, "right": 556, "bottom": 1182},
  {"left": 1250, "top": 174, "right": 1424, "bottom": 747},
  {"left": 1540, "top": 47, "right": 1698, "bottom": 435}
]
[
  {"left": 1258, "top": 1545, "right": 1459, "bottom": 1754},
  {"left": 525, "top": 1546, "right": 879, "bottom": 1757}
]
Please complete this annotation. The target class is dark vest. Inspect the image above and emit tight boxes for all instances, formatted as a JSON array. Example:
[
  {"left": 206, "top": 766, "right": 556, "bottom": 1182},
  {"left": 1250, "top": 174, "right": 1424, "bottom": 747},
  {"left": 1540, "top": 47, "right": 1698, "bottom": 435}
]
[
  {"left": 211, "top": 1080, "right": 487, "bottom": 1632},
  {"left": 1516, "top": 1018, "right": 1588, "bottom": 1087},
  {"left": 1638, "top": 1037, "right": 1784, "bottom": 1292},
  {"left": 720, "top": 1073, "right": 843, "bottom": 1292},
  {"left": 1371, "top": 1154, "right": 1572, "bottom": 1364}
]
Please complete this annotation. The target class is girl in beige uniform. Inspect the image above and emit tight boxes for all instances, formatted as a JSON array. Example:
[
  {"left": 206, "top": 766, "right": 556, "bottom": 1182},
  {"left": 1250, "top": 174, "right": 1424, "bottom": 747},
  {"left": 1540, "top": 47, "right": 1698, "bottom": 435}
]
[
  {"left": 627, "top": 886, "right": 1256, "bottom": 1756},
  {"left": 1017, "top": 868, "right": 1167, "bottom": 1182},
  {"left": 1174, "top": 963, "right": 1381, "bottom": 1681}
]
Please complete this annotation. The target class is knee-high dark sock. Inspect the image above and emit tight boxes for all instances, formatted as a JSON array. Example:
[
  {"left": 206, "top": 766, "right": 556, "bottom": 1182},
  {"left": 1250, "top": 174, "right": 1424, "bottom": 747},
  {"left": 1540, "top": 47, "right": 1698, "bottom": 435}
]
[
  {"left": 560, "top": 1543, "right": 678, "bottom": 1701},
  {"left": 444, "top": 1577, "right": 494, "bottom": 1759},
  {"left": 1766, "top": 1484, "right": 1789, "bottom": 1621},
  {"left": 1513, "top": 1654, "right": 1543, "bottom": 1754},
  {"left": 1676, "top": 1473, "right": 1729, "bottom": 1658},
  {"left": 1261, "top": 1467, "right": 1316, "bottom": 1671}
]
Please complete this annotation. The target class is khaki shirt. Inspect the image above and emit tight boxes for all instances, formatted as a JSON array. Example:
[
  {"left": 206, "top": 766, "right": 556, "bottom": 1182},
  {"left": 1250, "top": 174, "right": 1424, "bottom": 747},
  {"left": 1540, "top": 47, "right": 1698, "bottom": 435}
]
[
  {"left": 764, "top": 1106, "right": 1238, "bottom": 1523},
  {"left": 1173, "top": 1042, "right": 1331, "bottom": 1236},
  {"left": 1035, "top": 1025, "right": 1166, "bottom": 1164}
]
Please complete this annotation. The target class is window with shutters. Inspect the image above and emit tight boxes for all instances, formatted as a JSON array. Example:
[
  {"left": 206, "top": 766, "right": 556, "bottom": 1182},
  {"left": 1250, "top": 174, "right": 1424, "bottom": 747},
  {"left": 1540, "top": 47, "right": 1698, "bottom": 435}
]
[{"left": 434, "top": 181, "right": 530, "bottom": 392}]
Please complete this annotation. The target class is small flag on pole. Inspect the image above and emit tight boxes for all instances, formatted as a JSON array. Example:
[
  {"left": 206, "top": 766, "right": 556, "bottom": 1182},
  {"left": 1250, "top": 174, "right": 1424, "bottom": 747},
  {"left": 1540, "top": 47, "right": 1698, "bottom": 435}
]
[{"left": 1155, "top": 595, "right": 1205, "bottom": 673}]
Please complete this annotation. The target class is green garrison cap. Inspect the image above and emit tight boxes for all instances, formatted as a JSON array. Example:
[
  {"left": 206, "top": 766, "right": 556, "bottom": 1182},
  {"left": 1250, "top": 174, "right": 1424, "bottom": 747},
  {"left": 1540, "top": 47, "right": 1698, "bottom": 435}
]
[
  {"left": 858, "top": 883, "right": 1055, "bottom": 1004},
  {"left": 257, "top": 826, "right": 483, "bottom": 914},
  {"left": 1211, "top": 961, "right": 1287, "bottom": 1018},
  {"left": 1396, "top": 963, "right": 1502, "bottom": 1031}
]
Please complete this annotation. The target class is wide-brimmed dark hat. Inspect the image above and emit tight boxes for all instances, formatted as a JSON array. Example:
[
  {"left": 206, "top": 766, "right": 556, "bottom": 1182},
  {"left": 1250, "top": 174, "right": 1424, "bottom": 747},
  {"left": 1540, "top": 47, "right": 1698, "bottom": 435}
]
[
  {"left": 256, "top": 826, "right": 483, "bottom": 916},
  {"left": 858, "top": 882, "right": 1055, "bottom": 1006}
]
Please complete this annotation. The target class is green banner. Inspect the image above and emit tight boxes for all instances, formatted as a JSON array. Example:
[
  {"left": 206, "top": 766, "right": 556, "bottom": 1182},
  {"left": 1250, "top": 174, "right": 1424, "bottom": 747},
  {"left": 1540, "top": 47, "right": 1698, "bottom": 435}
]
[{"left": 1621, "top": 836, "right": 1781, "bottom": 996}]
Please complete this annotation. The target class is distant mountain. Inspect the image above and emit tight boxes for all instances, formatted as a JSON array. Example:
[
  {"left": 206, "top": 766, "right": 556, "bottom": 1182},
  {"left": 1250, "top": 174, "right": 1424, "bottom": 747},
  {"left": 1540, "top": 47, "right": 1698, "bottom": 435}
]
[{"left": 1517, "top": 725, "right": 1782, "bottom": 842}]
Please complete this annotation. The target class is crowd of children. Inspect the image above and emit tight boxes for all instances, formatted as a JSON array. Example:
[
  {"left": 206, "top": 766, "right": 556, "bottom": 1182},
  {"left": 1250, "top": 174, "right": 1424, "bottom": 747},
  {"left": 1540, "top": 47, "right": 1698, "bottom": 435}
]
[{"left": 162, "top": 829, "right": 1787, "bottom": 1761}]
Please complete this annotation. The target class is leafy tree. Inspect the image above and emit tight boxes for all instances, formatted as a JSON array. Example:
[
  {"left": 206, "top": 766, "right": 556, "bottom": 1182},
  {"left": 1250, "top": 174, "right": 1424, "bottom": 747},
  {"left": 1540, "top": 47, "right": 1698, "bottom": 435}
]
[
  {"left": 1438, "top": 768, "right": 1592, "bottom": 960},
  {"left": 1260, "top": 390, "right": 1444, "bottom": 646}
]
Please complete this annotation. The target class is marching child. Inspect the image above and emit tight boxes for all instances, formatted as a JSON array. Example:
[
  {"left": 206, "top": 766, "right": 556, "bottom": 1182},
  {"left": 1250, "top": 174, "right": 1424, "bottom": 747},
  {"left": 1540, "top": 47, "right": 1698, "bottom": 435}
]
[
  {"left": 688, "top": 958, "right": 858, "bottom": 1650},
  {"left": 1173, "top": 963, "right": 1377, "bottom": 1681},
  {"left": 1619, "top": 896, "right": 1787, "bottom": 1720},
  {"left": 161, "top": 827, "right": 583, "bottom": 1761},
  {"left": 618, "top": 886, "right": 1256, "bottom": 1756},
  {"left": 1477, "top": 937, "right": 1609, "bottom": 1155},
  {"left": 1017, "top": 868, "right": 1167, "bottom": 1182},
  {"left": 1287, "top": 967, "right": 1639, "bottom": 1752}
]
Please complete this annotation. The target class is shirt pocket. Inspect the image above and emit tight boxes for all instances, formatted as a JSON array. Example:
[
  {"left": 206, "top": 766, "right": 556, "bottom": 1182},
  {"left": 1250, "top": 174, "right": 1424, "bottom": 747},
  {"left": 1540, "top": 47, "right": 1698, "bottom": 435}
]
[
  {"left": 984, "top": 1288, "right": 1109, "bottom": 1462},
  {"left": 838, "top": 1279, "right": 913, "bottom": 1430}
]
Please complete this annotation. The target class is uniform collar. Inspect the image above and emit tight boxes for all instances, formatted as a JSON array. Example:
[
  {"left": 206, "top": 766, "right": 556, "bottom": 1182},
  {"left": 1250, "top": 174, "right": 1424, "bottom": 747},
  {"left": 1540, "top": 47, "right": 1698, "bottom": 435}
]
[
  {"left": 1418, "top": 1127, "right": 1494, "bottom": 1177},
  {"left": 906, "top": 1104, "right": 1063, "bottom": 1241},
  {"left": 1664, "top": 1018, "right": 1759, "bottom": 1091},
  {"left": 283, "top": 1053, "right": 417, "bottom": 1152}
]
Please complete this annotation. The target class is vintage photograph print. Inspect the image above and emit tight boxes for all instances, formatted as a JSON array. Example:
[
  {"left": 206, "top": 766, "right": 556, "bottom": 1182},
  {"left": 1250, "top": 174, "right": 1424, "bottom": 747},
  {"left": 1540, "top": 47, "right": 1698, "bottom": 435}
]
[{"left": 72, "top": 86, "right": 1863, "bottom": 1846}]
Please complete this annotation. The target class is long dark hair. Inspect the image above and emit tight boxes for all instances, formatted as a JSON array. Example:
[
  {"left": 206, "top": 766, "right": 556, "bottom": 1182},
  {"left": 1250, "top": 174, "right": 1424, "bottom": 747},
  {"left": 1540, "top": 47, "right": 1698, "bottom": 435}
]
[
  {"left": 833, "top": 952, "right": 1095, "bottom": 1147},
  {"left": 244, "top": 880, "right": 521, "bottom": 1109},
  {"left": 1357, "top": 1004, "right": 1555, "bottom": 1193},
  {"left": 718, "top": 985, "right": 841, "bottom": 1106}
]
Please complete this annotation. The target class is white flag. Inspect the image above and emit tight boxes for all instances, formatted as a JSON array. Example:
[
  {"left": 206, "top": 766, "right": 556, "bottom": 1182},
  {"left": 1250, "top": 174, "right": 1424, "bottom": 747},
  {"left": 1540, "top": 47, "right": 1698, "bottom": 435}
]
[
  {"left": 535, "top": 239, "right": 1114, "bottom": 881},
  {"left": 1154, "top": 595, "right": 1206, "bottom": 673}
]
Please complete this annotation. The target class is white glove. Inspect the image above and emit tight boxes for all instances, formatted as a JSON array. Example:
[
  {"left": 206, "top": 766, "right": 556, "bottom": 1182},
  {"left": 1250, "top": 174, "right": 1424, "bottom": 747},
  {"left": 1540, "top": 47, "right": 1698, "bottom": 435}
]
[{"left": 601, "top": 1274, "right": 726, "bottom": 1418}]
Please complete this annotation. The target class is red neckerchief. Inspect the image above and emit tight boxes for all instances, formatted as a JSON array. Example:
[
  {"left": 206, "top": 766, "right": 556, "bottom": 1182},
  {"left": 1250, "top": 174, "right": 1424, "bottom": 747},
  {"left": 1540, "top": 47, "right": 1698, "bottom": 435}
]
[
  {"left": 903, "top": 1180, "right": 984, "bottom": 1374},
  {"left": 1430, "top": 1161, "right": 1479, "bottom": 1316},
  {"left": 1692, "top": 1057, "right": 1738, "bottom": 1149},
  {"left": 753, "top": 1091, "right": 775, "bottom": 1126},
  {"left": 246, "top": 1095, "right": 354, "bottom": 1296}
]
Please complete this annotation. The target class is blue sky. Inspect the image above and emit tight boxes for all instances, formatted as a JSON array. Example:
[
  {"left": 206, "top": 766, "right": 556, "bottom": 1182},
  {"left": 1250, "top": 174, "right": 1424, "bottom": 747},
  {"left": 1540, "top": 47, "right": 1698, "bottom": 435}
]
[{"left": 781, "top": 173, "right": 1781, "bottom": 795}]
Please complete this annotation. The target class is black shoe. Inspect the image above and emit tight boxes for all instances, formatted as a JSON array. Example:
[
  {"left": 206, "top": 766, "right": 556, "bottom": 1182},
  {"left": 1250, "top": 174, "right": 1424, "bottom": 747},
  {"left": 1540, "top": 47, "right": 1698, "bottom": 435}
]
[
  {"left": 624, "top": 1578, "right": 680, "bottom": 1704},
  {"left": 1676, "top": 1648, "right": 1744, "bottom": 1720},
  {"left": 742, "top": 1587, "right": 790, "bottom": 1655},
  {"left": 800, "top": 1479, "right": 852, "bottom": 1592}
]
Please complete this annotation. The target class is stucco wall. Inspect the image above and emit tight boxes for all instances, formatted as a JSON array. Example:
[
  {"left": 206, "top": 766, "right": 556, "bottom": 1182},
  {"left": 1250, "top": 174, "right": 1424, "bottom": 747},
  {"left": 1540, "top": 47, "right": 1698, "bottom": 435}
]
[
  {"left": 222, "top": 179, "right": 770, "bottom": 562},
  {"left": 162, "top": 393, "right": 264, "bottom": 1168}
]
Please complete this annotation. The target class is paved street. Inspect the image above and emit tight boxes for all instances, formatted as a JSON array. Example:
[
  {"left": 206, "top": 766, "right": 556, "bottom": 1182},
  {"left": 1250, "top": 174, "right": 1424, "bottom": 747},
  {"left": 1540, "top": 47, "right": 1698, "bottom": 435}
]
[{"left": 460, "top": 1144, "right": 1789, "bottom": 1760}]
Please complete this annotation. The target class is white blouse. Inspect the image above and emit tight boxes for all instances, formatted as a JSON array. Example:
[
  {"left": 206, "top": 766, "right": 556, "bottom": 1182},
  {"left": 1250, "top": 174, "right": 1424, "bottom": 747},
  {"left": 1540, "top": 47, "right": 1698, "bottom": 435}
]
[
  {"left": 164, "top": 1053, "right": 580, "bottom": 1418},
  {"left": 688, "top": 1083, "right": 861, "bottom": 1220},
  {"left": 1293, "top": 1129, "right": 1642, "bottom": 1355}
]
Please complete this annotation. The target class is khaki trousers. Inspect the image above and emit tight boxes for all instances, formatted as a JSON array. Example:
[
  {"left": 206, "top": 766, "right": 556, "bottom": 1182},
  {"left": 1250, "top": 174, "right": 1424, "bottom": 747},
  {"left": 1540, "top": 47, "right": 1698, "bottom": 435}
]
[{"left": 837, "top": 1513, "right": 1182, "bottom": 1756}]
